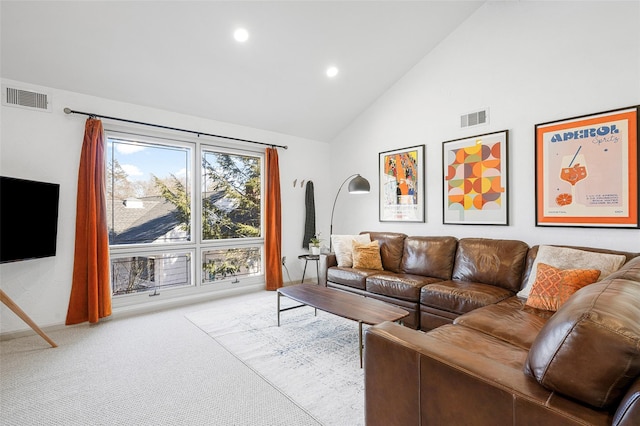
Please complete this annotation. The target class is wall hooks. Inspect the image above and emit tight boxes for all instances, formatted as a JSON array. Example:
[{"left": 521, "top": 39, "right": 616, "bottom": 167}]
[{"left": 293, "top": 179, "right": 313, "bottom": 188}]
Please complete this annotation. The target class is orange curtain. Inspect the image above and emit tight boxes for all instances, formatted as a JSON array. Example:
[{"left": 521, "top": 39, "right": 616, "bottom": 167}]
[
  {"left": 65, "top": 118, "right": 111, "bottom": 325},
  {"left": 265, "top": 147, "right": 283, "bottom": 290}
]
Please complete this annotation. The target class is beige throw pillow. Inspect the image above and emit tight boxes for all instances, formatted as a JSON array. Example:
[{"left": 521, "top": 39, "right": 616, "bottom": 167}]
[
  {"left": 331, "top": 234, "right": 371, "bottom": 267},
  {"left": 517, "top": 245, "right": 626, "bottom": 299},
  {"left": 352, "top": 240, "right": 383, "bottom": 270}
]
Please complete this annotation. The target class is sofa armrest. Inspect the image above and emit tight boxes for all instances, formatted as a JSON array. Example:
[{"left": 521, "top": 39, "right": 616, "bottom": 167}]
[
  {"left": 365, "top": 322, "right": 537, "bottom": 425},
  {"left": 364, "top": 322, "right": 422, "bottom": 426},
  {"left": 614, "top": 376, "right": 640, "bottom": 426},
  {"left": 319, "top": 253, "right": 336, "bottom": 287},
  {"left": 365, "top": 322, "right": 613, "bottom": 425}
]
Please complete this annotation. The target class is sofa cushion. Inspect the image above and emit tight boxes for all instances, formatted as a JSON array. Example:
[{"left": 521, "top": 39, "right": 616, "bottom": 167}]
[
  {"left": 363, "top": 231, "right": 406, "bottom": 273},
  {"left": 331, "top": 233, "right": 371, "bottom": 267},
  {"left": 525, "top": 263, "right": 600, "bottom": 312},
  {"left": 420, "top": 280, "right": 514, "bottom": 315},
  {"left": 498, "top": 296, "right": 555, "bottom": 320},
  {"left": 327, "top": 267, "right": 385, "bottom": 290},
  {"left": 525, "top": 279, "right": 640, "bottom": 409},
  {"left": 454, "top": 298, "right": 549, "bottom": 350},
  {"left": 366, "top": 274, "right": 442, "bottom": 302},
  {"left": 400, "top": 236, "right": 457, "bottom": 280},
  {"left": 518, "top": 245, "right": 626, "bottom": 299},
  {"left": 428, "top": 324, "right": 529, "bottom": 369},
  {"left": 352, "top": 240, "right": 383, "bottom": 270},
  {"left": 452, "top": 238, "right": 529, "bottom": 292}
]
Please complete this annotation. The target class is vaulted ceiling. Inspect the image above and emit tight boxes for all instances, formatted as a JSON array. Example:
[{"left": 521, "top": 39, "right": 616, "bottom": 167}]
[{"left": 1, "top": 1, "right": 484, "bottom": 142}]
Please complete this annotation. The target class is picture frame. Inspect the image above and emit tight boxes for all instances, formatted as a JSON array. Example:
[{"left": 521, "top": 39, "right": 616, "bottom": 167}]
[
  {"left": 379, "top": 145, "right": 425, "bottom": 222},
  {"left": 535, "top": 106, "right": 639, "bottom": 228},
  {"left": 442, "top": 130, "right": 509, "bottom": 225}
]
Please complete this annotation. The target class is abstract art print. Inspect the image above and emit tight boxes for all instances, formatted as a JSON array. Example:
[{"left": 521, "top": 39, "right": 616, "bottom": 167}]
[
  {"left": 442, "top": 130, "right": 509, "bottom": 225},
  {"left": 535, "top": 106, "right": 639, "bottom": 228},
  {"left": 379, "top": 145, "right": 425, "bottom": 222}
]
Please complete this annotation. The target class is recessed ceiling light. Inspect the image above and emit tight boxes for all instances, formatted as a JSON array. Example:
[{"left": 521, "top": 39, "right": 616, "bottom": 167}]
[
  {"left": 234, "top": 28, "right": 249, "bottom": 43},
  {"left": 326, "top": 66, "right": 339, "bottom": 78}
]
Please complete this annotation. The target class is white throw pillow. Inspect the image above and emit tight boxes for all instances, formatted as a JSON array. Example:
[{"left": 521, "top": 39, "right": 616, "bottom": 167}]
[
  {"left": 517, "top": 245, "right": 627, "bottom": 299},
  {"left": 331, "top": 234, "right": 371, "bottom": 267}
]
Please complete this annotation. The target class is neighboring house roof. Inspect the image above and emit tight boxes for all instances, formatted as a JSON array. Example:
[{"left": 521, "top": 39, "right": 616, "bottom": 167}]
[
  {"left": 108, "top": 191, "right": 233, "bottom": 245},
  {"left": 109, "top": 196, "right": 181, "bottom": 244}
]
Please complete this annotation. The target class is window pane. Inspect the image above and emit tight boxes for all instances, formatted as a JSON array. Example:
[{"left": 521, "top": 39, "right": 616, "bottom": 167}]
[
  {"left": 111, "top": 253, "right": 192, "bottom": 295},
  {"left": 202, "top": 151, "right": 261, "bottom": 240},
  {"left": 107, "top": 138, "right": 191, "bottom": 245},
  {"left": 202, "top": 247, "right": 262, "bottom": 284}
]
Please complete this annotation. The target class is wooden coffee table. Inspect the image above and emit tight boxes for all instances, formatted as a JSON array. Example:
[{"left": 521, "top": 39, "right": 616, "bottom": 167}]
[{"left": 277, "top": 284, "right": 409, "bottom": 367}]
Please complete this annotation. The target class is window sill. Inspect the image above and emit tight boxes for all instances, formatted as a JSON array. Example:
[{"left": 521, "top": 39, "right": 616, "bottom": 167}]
[{"left": 111, "top": 282, "right": 265, "bottom": 319}]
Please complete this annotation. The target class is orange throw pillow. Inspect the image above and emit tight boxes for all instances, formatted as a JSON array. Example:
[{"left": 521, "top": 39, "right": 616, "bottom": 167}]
[
  {"left": 352, "top": 240, "right": 383, "bottom": 270},
  {"left": 525, "top": 263, "right": 600, "bottom": 311}
]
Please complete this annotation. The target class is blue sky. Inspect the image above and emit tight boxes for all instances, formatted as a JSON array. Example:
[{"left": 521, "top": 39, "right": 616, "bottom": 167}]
[{"left": 107, "top": 138, "right": 189, "bottom": 183}]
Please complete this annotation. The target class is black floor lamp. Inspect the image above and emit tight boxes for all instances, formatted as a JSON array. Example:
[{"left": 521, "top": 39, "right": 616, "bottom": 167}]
[{"left": 329, "top": 174, "right": 370, "bottom": 251}]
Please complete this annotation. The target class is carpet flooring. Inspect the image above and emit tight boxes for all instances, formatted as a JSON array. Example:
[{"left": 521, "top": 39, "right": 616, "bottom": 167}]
[
  {"left": 186, "top": 290, "right": 365, "bottom": 426},
  {"left": 0, "top": 291, "right": 323, "bottom": 425}
]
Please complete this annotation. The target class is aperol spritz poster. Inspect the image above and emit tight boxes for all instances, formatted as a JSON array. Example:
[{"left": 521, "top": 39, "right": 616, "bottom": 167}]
[{"left": 535, "top": 106, "right": 639, "bottom": 228}]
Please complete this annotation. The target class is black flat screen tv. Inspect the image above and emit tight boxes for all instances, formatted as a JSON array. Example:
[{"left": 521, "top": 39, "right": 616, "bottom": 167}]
[{"left": 0, "top": 176, "right": 60, "bottom": 263}]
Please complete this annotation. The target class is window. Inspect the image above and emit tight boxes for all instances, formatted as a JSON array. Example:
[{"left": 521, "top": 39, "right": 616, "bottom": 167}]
[
  {"left": 111, "top": 253, "right": 192, "bottom": 295},
  {"left": 107, "top": 138, "right": 191, "bottom": 246},
  {"left": 106, "top": 132, "right": 264, "bottom": 303},
  {"left": 202, "top": 247, "right": 261, "bottom": 284},
  {"left": 201, "top": 150, "right": 261, "bottom": 240}
]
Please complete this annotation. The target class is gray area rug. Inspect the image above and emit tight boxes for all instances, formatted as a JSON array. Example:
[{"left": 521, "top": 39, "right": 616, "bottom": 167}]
[{"left": 186, "top": 290, "right": 365, "bottom": 426}]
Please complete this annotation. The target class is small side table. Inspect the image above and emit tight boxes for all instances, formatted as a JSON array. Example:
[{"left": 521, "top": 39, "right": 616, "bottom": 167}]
[{"left": 298, "top": 254, "right": 320, "bottom": 284}]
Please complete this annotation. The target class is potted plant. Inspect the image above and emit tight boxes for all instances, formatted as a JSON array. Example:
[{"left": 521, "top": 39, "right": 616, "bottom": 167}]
[{"left": 309, "top": 233, "right": 322, "bottom": 255}]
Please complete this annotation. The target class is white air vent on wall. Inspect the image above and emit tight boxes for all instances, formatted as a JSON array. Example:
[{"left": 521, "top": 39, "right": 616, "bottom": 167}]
[
  {"left": 461, "top": 108, "right": 489, "bottom": 128},
  {"left": 2, "top": 85, "right": 52, "bottom": 112}
]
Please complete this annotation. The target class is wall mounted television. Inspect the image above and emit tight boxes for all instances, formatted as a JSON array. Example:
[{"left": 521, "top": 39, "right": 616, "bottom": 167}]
[{"left": 0, "top": 176, "right": 60, "bottom": 263}]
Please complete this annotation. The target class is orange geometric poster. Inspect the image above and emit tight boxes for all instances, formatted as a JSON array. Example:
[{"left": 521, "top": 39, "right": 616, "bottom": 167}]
[
  {"left": 535, "top": 106, "right": 639, "bottom": 228},
  {"left": 443, "top": 130, "right": 509, "bottom": 225}
]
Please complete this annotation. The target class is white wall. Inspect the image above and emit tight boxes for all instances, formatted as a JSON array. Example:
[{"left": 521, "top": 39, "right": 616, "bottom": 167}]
[
  {"left": 0, "top": 79, "right": 330, "bottom": 334},
  {"left": 2, "top": 1, "right": 639, "bottom": 336},
  {"left": 329, "top": 1, "right": 640, "bottom": 252}
]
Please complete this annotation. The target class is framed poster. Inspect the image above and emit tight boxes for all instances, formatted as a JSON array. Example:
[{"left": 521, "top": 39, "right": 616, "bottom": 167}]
[
  {"left": 379, "top": 145, "right": 425, "bottom": 222},
  {"left": 535, "top": 106, "right": 639, "bottom": 228},
  {"left": 442, "top": 130, "right": 509, "bottom": 225}
]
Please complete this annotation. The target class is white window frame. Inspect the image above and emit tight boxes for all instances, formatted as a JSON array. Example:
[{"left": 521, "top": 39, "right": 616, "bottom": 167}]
[{"left": 105, "top": 127, "right": 265, "bottom": 309}]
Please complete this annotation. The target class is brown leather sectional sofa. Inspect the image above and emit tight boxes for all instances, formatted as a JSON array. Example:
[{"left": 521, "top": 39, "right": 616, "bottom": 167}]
[{"left": 319, "top": 231, "right": 640, "bottom": 425}]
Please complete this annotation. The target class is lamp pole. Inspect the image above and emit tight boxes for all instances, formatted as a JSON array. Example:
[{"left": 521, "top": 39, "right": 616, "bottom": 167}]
[{"left": 329, "top": 174, "right": 370, "bottom": 251}]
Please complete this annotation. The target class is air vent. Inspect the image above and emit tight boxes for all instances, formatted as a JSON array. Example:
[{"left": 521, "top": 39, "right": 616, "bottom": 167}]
[
  {"left": 2, "top": 85, "right": 52, "bottom": 112},
  {"left": 461, "top": 108, "right": 489, "bottom": 128}
]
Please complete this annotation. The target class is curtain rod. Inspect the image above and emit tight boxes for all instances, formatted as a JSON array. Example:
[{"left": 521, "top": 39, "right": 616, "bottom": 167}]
[{"left": 63, "top": 108, "right": 288, "bottom": 150}]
